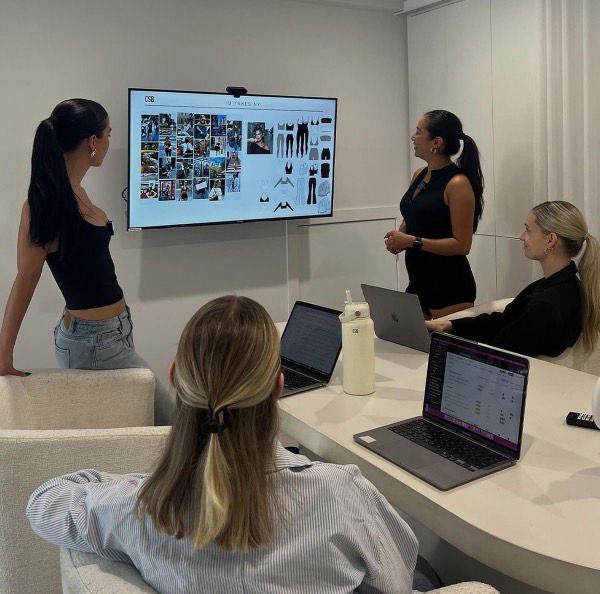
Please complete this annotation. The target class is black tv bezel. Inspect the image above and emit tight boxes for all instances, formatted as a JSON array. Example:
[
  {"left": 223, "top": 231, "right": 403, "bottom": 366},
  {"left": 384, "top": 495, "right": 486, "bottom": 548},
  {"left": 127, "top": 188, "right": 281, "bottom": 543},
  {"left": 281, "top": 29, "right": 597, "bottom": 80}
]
[{"left": 127, "top": 87, "right": 338, "bottom": 231}]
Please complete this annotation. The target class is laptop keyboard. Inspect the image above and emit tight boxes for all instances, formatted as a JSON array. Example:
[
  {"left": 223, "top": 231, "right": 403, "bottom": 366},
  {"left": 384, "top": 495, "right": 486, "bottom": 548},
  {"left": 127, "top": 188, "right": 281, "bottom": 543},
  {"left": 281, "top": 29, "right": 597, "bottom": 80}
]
[
  {"left": 283, "top": 367, "right": 315, "bottom": 390},
  {"left": 390, "top": 419, "right": 507, "bottom": 471}
]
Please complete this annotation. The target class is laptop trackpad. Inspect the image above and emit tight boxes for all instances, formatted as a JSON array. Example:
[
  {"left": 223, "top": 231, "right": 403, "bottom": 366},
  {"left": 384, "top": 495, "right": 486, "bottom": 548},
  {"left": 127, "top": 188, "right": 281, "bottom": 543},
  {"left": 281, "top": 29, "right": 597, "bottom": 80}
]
[{"left": 370, "top": 435, "right": 440, "bottom": 470}]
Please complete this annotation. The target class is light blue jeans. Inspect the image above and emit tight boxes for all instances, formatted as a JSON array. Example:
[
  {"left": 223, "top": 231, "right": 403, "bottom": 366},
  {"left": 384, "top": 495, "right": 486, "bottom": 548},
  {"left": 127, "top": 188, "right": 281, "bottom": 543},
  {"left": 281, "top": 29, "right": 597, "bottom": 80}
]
[{"left": 53, "top": 307, "right": 174, "bottom": 425}]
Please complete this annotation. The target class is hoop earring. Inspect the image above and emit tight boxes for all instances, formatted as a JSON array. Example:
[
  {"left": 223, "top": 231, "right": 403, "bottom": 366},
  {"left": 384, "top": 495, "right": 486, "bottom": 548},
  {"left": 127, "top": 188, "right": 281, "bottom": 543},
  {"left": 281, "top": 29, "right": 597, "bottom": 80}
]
[
  {"left": 429, "top": 147, "right": 436, "bottom": 154},
  {"left": 90, "top": 150, "right": 96, "bottom": 159}
]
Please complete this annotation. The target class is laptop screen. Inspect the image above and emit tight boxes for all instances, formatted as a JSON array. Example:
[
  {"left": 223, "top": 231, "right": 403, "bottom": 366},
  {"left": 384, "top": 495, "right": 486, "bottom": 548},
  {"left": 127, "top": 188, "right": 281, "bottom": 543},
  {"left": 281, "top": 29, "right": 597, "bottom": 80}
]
[
  {"left": 280, "top": 301, "right": 342, "bottom": 380},
  {"left": 423, "top": 333, "right": 529, "bottom": 456}
]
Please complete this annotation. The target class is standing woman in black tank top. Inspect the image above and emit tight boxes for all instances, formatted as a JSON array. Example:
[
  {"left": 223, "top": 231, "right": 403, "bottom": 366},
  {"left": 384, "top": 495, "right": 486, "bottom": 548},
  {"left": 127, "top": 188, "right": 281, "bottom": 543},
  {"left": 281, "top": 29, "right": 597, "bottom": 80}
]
[
  {"left": 384, "top": 110, "right": 484, "bottom": 318},
  {"left": 0, "top": 99, "right": 173, "bottom": 424}
]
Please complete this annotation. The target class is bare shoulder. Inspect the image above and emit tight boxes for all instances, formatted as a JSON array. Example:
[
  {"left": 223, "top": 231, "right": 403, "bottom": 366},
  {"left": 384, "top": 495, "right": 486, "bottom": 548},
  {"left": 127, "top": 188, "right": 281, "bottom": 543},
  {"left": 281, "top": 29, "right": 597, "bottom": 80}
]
[{"left": 446, "top": 174, "right": 474, "bottom": 196}]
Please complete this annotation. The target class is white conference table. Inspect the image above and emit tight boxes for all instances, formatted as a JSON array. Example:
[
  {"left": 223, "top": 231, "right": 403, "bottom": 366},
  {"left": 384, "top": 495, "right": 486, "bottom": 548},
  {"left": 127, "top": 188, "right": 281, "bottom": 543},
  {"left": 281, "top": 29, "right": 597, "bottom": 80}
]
[{"left": 278, "top": 334, "right": 600, "bottom": 594}]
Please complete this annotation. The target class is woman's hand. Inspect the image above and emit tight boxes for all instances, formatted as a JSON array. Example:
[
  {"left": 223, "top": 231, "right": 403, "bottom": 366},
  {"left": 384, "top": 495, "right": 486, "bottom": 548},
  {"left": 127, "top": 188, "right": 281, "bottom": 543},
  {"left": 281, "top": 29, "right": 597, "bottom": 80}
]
[
  {"left": 0, "top": 351, "right": 29, "bottom": 376},
  {"left": 384, "top": 230, "right": 414, "bottom": 254},
  {"left": 425, "top": 319, "right": 452, "bottom": 334}
]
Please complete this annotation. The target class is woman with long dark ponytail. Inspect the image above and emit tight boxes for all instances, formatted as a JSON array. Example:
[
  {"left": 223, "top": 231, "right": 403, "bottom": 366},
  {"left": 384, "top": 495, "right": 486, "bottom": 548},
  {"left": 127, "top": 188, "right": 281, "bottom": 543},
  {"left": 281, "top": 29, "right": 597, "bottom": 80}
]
[
  {"left": 384, "top": 110, "right": 485, "bottom": 318},
  {"left": 0, "top": 99, "right": 172, "bottom": 424}
]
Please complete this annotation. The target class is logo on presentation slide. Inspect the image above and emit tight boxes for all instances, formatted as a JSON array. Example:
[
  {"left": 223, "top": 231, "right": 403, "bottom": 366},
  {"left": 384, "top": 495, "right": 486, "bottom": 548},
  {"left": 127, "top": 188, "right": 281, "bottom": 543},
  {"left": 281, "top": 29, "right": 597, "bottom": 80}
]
[{"left": 144, "top": 96, "right": 155, "bottom": 103}]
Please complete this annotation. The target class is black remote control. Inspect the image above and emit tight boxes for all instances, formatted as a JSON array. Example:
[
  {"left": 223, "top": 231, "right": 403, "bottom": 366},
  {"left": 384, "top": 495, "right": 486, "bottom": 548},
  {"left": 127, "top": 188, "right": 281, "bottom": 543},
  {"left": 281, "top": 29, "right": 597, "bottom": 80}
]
[{"left": 566, "top": 411, "right": 600, "bottom": 430}]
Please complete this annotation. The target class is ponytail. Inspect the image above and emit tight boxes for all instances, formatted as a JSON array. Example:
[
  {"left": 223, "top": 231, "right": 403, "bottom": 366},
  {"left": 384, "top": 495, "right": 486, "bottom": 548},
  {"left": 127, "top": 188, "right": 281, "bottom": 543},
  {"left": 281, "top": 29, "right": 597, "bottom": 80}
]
[
  {"left": 533, "top": 201, "right": 600, "bottom": 352},
  {"left": 28, "top": 118, "right": 79, "bottom": 257},
  {"left": 424, "top": 110, "right": 485, "bottom": 231},
  {"left": 27, "top": 99, "right": 108, "bottom": 257},
  {"left": 136, "top": 296, "right": 281, "bottom": 550},
  {"left": 578, "top": 233, "right": 600, "bottom": 352},
  {"left": 456, "top": 133, "right": 484, "bottom": 231}
]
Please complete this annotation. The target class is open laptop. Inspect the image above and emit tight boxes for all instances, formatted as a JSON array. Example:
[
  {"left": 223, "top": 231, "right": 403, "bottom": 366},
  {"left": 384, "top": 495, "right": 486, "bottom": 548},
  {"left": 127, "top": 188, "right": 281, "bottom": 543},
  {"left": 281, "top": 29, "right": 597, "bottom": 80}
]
[
  {"left": 361, "top": 284, "right": 430, "bottom": 353},
  {"left": 280, "top": 301, "right": 342, "bottom": 397},
  {"left": 354, "top": 332, "right": 529, "bottom": 490}
]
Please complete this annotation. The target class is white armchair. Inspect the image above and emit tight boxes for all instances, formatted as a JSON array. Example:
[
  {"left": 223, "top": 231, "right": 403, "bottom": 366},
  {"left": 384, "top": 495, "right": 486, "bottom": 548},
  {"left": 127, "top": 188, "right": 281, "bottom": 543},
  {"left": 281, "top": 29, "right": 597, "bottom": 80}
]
[
  {"left": 0, "top": 368, "right": 169, "bottom": 594},
  {"left": 60, "top": 548, "right": 500, "bottom": 594}
]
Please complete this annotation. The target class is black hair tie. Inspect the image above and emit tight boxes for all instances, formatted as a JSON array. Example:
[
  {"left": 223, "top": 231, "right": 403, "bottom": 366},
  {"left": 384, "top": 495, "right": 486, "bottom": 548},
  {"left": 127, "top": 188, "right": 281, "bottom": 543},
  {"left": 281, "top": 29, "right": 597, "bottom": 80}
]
[{"left": 202, "top": 405, "right": 228, "bottom": 435}]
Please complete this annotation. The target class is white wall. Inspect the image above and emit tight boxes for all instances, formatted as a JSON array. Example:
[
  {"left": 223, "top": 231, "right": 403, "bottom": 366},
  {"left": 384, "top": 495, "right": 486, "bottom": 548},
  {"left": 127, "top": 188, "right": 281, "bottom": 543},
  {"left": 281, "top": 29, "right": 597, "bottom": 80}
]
[{"left": 0, "top": 0, "right": 410, "bottom": 383}]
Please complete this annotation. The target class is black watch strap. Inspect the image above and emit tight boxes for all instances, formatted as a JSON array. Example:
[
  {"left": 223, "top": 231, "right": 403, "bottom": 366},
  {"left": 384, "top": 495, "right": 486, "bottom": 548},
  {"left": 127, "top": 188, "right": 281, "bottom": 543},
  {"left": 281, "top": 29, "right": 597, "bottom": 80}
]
[{"left": 412, "top": 237, "right": 423, "bottom": 250}]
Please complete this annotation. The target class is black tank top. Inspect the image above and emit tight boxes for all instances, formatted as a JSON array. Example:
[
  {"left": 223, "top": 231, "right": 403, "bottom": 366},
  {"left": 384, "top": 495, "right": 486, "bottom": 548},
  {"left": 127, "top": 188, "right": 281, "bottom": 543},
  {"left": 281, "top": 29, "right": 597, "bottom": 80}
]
[
  {"left": 399, "top": 163, "right": 476, "bottom": 311},
  {"left": 46, "top": 218, "right": 124, "bottom": 310}
]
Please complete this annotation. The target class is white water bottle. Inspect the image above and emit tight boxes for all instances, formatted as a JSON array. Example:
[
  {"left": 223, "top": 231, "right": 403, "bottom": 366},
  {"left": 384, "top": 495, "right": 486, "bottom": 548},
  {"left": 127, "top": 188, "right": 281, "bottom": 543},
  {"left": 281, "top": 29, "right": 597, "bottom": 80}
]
[{"left": 339, "top": 290, "right": 375, "bottom": 396}]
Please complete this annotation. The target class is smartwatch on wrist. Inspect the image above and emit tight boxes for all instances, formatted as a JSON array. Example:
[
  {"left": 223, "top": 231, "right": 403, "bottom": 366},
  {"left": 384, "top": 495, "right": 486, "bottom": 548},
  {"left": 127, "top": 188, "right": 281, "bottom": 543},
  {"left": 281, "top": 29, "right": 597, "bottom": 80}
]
[{"left": 412, "top": 237, "right": 423, "bottom": 250}]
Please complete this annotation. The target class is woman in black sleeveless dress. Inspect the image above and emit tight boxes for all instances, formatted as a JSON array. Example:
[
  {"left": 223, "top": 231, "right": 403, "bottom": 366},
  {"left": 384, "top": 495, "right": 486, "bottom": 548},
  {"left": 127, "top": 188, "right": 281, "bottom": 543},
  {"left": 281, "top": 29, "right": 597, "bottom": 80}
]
[{"left": 385, "top": 110, "right": 484, "bottom": 318}]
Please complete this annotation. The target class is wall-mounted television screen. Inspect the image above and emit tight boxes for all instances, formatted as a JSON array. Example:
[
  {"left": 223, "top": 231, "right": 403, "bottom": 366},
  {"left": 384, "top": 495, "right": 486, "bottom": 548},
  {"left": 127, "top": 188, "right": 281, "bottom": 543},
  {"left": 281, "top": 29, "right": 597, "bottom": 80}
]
[{"left": 128, "top": 88, "right": 337, "bottom": 230}]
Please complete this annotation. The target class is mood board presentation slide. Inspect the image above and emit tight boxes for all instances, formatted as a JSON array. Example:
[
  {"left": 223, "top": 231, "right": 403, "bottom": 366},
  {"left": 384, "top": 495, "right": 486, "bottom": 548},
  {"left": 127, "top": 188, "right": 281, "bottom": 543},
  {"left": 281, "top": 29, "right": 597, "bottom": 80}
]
[{"left": 129, "top": 89, "right": 337, "bottom": 229}]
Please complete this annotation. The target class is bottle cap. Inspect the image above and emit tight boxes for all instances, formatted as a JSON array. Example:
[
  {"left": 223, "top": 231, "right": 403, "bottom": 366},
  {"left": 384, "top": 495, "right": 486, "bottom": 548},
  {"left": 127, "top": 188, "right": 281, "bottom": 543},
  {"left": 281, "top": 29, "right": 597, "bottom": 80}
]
[{"left": 339, "top": 289, "right": 370, "bottom": 322}]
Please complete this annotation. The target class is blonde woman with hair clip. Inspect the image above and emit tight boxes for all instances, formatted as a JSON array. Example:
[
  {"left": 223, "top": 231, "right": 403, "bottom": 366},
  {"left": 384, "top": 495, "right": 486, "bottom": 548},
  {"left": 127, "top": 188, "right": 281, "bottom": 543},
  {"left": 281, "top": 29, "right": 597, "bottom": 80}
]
[
  {"left": 427, "top": 201, "right": 600, "bottom": 357},
  {"left": 27, "top": 296, "right": 423, "bottom": 594}
]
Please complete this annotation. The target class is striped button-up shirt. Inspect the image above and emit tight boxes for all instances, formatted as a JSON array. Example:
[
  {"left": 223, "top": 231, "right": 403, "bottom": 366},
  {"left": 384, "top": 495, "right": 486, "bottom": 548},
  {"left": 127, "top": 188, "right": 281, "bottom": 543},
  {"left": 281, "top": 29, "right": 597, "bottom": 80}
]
[{"left": 27, "top": 443, "right": 418, "bottom": 593}]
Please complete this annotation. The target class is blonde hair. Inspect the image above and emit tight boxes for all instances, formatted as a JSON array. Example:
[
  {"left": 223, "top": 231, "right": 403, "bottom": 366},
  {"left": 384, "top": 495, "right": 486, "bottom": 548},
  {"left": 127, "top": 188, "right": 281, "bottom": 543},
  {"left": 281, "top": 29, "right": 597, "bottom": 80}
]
[
  {"left": 136, "top": 296, "right": 281, "bottom": 550},
  {"left": 533, "top": 201, "right": 600, "bottom": 351}
]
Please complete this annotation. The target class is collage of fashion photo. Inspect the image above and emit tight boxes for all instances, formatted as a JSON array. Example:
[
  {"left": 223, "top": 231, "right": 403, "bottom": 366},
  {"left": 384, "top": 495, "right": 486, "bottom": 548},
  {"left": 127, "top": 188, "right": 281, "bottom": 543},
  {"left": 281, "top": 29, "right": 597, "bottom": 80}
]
[{"left": 140, "top": 113, "right": 243, "bottom": 202}]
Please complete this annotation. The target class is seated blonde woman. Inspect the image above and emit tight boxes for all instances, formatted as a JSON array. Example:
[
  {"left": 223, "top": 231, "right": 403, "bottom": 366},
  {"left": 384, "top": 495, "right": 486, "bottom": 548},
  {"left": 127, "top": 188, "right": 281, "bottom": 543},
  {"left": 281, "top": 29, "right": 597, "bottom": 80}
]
[
  {"left": 427, "top": 201, "right": 600, "bottom": 357},
  {"left": 27, "top": 296, "right": 420, "bottom": 594}
]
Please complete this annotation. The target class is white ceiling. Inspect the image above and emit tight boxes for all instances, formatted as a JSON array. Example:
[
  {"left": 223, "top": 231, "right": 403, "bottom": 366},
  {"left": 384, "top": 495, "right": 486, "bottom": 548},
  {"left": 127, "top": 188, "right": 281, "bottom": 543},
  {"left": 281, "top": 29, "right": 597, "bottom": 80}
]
[{"left": 291, "top": 0, "right": 405, "bottom": 13}]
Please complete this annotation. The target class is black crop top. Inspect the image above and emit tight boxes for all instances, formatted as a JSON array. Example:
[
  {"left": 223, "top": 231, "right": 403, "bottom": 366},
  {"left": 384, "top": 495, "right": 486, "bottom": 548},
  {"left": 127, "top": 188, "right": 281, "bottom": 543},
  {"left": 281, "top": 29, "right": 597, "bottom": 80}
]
[{"left": 46, "top": 219, "right": 124, "bottom": 310}]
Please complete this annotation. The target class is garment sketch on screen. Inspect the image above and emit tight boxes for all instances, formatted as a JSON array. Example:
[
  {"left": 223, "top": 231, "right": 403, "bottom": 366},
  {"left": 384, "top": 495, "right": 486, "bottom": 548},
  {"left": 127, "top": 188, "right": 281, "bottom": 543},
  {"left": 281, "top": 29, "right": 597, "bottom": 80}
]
[
  {"left": 309, "top": 137, "right": 319, "bottom": 147},
  {"left": 318, "top": 196, "right": 331, "bottom": 214},
  {"left": 299, "top": 162, "right": 308, "bottom": 175},
  {"left": 320, "top": 135, "right": 332, "bottom": 142},
  {"left": 309, "top": 147, "right": 319, "bottom": 160},
  {"left": 296, "top": 120, "right": 309, "bottom": 157},
  {"left": 307, "top": 177, "right": 317, "bottom": 205},
  {"left": 285, "top": 162, "right": 293, "bottom": 175},
  {"left": 320, "top": 125, "right": 332, "bottom": 133},
  {"left": 318, "top": 180, "right": 331, "bottom": 197},
  {"left": 274, "top": 201, "right": 294, "bottom": 212},
  {"left": 322, "top": 117, "right": 332, "bottom": 124},
  {"left": 277, "top": 133, "right": 285, "bottom": 158},
  {"left": 309, "top": 165, "right": 318, "bottom": 177},
  {"left": 321, "top": 162, "right": 330, "bottom": 178},
  {"left": 277, "top": 122, "right": 285, "bottom": 131},
  {"left": 274, "top": 176, "right": 295, "bottom": 189},
  {"left": 311, "top": 117, "right": 320, "bottom": 126},
  {"left": 295, "top": 177, "right": 307, "bottom": 206},
  {"left": 286, "top": 133, "right": 294, "bottom": 158},
  {"left": 259, "top": 194, "right": 270, "bottom": 203},
  {"left": 321, "top": 148, "right": 331, "bottom": 161}
]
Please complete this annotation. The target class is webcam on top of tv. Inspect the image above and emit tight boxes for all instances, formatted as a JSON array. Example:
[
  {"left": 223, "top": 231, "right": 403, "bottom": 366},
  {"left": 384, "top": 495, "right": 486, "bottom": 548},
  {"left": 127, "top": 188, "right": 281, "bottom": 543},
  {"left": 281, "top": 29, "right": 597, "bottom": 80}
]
[{"left": 226, "top": 86, "right": 248, "bottom": 98}]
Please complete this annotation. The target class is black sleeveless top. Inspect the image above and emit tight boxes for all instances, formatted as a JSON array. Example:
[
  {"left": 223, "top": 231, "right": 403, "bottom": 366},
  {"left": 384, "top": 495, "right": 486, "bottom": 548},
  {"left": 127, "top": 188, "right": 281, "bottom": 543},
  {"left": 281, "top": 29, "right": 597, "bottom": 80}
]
[
  {"left": 399, "top": 163, "right": 476, "bottom": 312},
  {"left": 46, "top": 218, "right": 124, "bottom": 310}
]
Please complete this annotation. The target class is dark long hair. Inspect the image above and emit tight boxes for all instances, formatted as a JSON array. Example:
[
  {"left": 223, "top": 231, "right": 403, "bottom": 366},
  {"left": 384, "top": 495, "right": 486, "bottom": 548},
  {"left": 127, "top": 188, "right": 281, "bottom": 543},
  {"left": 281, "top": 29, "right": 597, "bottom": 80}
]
[
  {"left": 28, "top": 99, "right": 108, "bottom": 257},
  {"left": 424, "top": 110, "right": 484, "bottom": 231}
]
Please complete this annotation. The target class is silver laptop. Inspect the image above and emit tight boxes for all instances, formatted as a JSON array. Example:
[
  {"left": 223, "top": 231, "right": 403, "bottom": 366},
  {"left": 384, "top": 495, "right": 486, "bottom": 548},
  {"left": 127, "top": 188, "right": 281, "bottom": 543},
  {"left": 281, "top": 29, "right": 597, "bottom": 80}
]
[
  {"left": 361, "top": 284, "right": 430, "bottom": 353},
  {"left": 354, "top": 332, "right": 529, "bottom": 490},
  {"left": 280, "top": 301, "right": 342, "bottom": 397}
]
